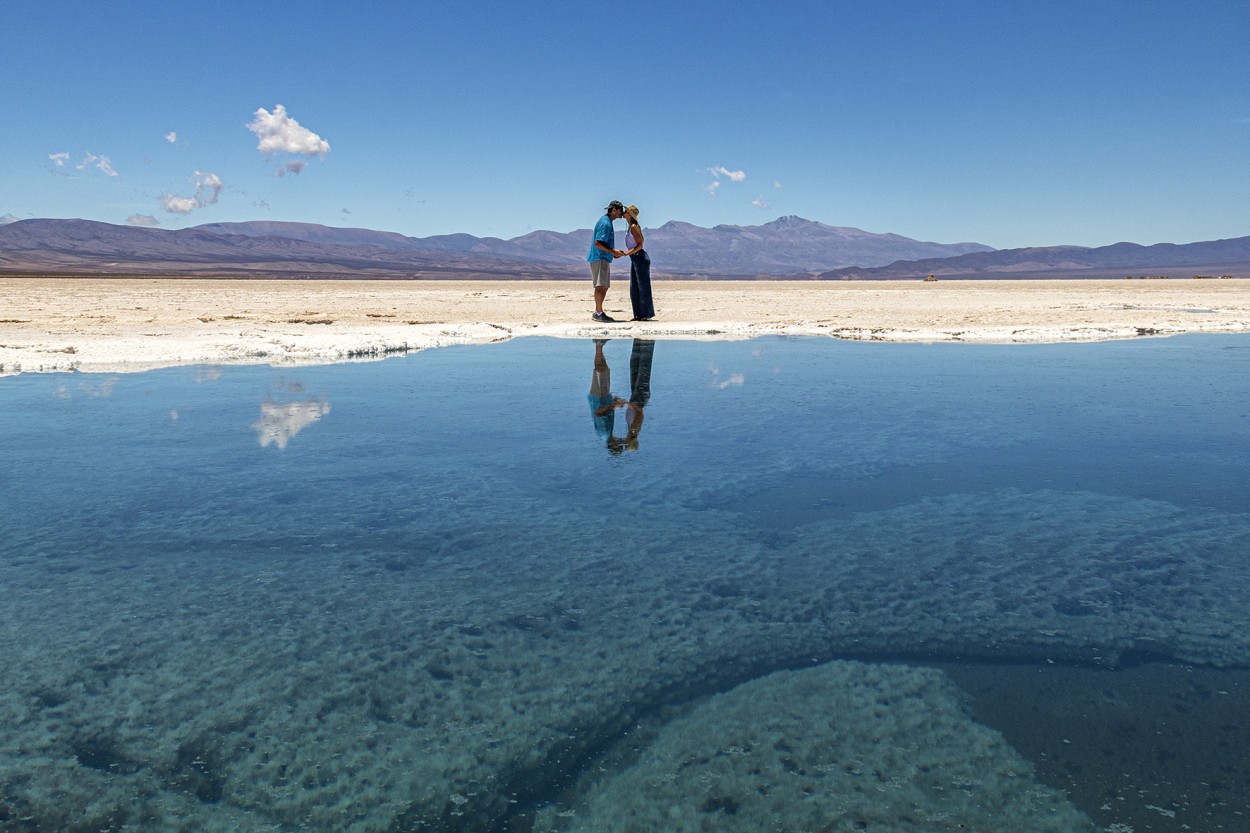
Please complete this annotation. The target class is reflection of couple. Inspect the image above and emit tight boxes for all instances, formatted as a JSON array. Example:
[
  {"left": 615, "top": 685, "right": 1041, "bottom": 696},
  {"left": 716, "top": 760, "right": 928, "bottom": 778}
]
[
  {"left": 587, "top": 200, "right": 655, "bottom": 323},
  {"left": 589, "top": 338, "right": 654, "bottom": 455}
]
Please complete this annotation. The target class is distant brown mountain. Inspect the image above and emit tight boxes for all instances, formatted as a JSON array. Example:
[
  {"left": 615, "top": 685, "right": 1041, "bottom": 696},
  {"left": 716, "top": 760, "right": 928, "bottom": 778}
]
[
  {"left": 821, "top": 237, "right": 1250, "bottom": 280},
  {"left": 3, "top": 217, "right": 1245, "bottom": 280},
  {"left": 0, "top": 216, "right": 991, "bottom": 278},
  {"left": 0, "top": 219, "right": 583, "bottom": 279},
  {"left": 193, "top": 216, "right": 993, "bottom": 274}
]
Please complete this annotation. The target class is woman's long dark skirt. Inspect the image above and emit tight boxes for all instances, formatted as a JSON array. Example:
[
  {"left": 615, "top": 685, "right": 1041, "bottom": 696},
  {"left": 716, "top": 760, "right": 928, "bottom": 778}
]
[{"left": 629, "top": 250, "right": 655, "bottom": 320}]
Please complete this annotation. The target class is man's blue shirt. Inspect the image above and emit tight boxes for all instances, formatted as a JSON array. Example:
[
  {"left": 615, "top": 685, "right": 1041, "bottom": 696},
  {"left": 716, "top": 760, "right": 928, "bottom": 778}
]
[{"left": 587, "top": 214, "right": 615, "bottom": 262}]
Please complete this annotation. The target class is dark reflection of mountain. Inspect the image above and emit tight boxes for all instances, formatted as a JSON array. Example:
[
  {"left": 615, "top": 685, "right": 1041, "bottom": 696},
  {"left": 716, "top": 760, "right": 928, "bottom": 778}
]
[
  {"left": 588, "top": 339, "right": 654, "bottom": 456},
  {"left": 251, "top": 397, "right": 331, "bottom": 449}
]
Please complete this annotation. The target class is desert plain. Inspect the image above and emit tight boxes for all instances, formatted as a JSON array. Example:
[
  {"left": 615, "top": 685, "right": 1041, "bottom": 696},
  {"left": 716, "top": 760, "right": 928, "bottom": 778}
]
[{"left": 4, "top": 276, "right": 1250, "bottom": 375}]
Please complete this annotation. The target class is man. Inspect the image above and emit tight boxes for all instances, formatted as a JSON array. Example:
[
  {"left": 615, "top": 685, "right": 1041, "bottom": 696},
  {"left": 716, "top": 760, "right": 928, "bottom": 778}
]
[{"left": 588, "top": 200, "right": 626, "bottom": 322}]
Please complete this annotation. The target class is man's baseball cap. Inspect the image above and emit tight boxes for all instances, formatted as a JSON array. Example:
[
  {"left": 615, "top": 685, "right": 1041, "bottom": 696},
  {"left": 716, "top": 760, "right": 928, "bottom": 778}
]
[{"left": 605, "top": 200, "right": 625, "bottom": 211}]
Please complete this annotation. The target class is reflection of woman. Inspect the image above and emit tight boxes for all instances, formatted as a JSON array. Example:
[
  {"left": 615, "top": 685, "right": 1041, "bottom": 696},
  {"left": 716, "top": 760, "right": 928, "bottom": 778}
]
[
  {"left": 624, "top": 339, "right": 654, "bottom": 451},
  {"left": 623, "top": 204, "right": 655, "bottom": 322}
]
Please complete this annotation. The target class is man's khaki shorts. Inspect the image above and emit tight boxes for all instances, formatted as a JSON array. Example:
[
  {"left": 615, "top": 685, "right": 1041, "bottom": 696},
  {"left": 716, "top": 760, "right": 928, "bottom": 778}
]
[{"left": 590, "top": 259, "right": 611, "bottom": 288}]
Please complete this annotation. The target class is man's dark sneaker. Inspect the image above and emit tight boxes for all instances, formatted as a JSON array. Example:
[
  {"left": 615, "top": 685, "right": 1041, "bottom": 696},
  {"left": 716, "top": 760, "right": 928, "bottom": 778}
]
[{"left": 592, "top": 311, "right": 616, "bottom": 322}]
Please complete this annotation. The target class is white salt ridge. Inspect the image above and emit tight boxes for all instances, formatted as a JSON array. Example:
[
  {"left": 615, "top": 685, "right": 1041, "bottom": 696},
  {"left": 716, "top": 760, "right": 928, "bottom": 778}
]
[{"left": 4, "top": 277, "right": 1250, "bottom": 375}]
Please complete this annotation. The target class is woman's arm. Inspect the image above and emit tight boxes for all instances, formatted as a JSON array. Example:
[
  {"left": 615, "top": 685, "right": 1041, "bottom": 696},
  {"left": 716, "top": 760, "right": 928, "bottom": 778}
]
[{"left": 625, "top": 223, "right": 645, "bottom": 255}]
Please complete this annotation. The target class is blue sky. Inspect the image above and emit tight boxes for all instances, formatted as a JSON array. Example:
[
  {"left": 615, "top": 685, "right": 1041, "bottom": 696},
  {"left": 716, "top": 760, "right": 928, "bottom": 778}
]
[{"left": 2, "top": 1, "right": 1246, "bottom": 249}]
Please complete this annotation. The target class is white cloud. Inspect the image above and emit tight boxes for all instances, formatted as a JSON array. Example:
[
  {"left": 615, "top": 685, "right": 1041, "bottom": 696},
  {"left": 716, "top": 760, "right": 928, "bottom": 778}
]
[
  {"left": 705, "top": 164, "right": 746, "bottom": 195},
  {"left": 127, "top": 214, "right": 160, "bottom": 227},
  {"left": 160, "top": 194, "right": 199, "bottom": 214},
  {"left": 247, "top": 104, "right": 330, "bottom": 158},
  {"left": 752, "top": 197, "right": 769, "bottom": 210},
  {"left": 77, "top": 153, "right": 118, "bottom": 177},
  {"left": 774, "top": 180, "right": 782, "bottom": 190},
  {"left": 276, "top": 160, "right": 307, "bottom": 177},
  {"left": 49, "top": 152, "right": 69, "bottom": 167},
  {"left": 711, "top": 166, "right": 746, "bottom": 183},
  {"left": 165, "top": 131, "right": 178, "bottom": 143},
  {"left": 160, "top": 170, "right": 224, "bottom": 215},
  {"left": 1, "top": 213, "right": 20, "bottom": 225},
  {"left": 195, "top": 171, "right": 223, "bottom": 203}
]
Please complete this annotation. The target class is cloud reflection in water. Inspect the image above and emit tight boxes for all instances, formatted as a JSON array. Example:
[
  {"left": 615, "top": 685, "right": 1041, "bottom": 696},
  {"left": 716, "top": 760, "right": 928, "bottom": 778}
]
[{"left": 251, "top": 397, "right": 331, "bottom": 449}]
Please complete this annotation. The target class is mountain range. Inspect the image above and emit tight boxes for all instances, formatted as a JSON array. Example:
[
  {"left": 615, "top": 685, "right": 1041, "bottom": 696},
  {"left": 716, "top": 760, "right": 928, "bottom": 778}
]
[
  {"left": 823, "top": 236, "right": 1250, "bottom": 280},
  {"left": 198, "top": 215, "right": 996, "bottom": 274},
  {"left": 0, "top": 216, "right": 1246, "bottom": 279},
  {"left": 0, "top": 217, "right": 988, "bottom": 279}
]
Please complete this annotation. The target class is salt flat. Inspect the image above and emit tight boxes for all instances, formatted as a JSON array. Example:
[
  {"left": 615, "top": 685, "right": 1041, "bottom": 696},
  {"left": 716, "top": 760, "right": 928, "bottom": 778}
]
[{"left": 3, "top": 277, "right": 1250, "bottom": 374}]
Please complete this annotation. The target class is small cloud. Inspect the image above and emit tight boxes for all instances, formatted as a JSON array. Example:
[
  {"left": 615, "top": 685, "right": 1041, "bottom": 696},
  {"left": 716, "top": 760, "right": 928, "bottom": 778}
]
[
  {"left": 275, "top": 160, "right": 307, "bottom": 177},
  {"left": 711, "top": 166, "right": 746, "bottom": 183},
  {"left": 341, "top": 207, "right": 351, "bottom": 215},
  {"left": 773, "top": 180, "right": 782, "bottom": 190},
  {"left": 247, "top": 104, "right": 330, "bottom": 158},
  {"left": 160, "top": 170, "right": 223, "bottom": 215},
  {"left": 160, "top": 194, "right": 199, "bottom": 214},
  {"left": 1, "top": 214, "right": 20, "bottom": 225},
  {"left": 705, "top": 165, "right": 745, "bottom": 196},
  {"left": 751, "top": 197, "right": 769, "bottom": 210},
  {"left": 126, "top": 214, "right": 160, "bottom": 227},
  {"left": 165, "top": 131, "right": 178, "bottom": 143},
  {"left": 78, "top": 153, "right": 118, "bottom": 177},
  {"left": 48, "top": 152, "right": 118, "bottom": 177}
]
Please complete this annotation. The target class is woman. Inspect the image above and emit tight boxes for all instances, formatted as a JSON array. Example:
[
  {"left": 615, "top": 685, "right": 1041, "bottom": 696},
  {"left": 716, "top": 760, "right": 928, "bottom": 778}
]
[{"left": 622, "top": 204, "right": 655, "bottom": 321}]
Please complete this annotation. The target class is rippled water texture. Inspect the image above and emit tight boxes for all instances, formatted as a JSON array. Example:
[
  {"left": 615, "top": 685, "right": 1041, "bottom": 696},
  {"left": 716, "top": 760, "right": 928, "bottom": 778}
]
[{"left": 1, "top": 335, "right": 1248, "bottom": 832}]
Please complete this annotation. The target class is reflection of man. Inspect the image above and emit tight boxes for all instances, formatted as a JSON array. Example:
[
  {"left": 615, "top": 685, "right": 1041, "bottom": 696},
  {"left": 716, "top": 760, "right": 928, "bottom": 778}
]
[
  {"left": 588, "top": 200, "right": 626, "bottom": 322},
  {"left": 589, "top": 339, "right": 621, "bottom": 446},
  {"left": 588, "top": 339, "right": 654, "bottom": 455}
]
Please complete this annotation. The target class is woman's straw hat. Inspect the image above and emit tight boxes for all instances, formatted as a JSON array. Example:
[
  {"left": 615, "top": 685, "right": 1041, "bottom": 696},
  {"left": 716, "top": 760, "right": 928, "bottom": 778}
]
[{"left": 625, "top": 204, "right": 640, "bottom": 218}]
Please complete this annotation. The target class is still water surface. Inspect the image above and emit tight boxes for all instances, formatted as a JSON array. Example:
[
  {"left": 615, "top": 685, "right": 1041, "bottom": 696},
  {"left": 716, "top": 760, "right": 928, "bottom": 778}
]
[{"left": 1, "top": 336, "right": 1248, "bottom": 832}]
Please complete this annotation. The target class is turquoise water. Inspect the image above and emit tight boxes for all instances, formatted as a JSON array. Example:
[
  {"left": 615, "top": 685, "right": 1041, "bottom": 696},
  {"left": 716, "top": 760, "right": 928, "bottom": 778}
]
[{"left": 1, "top": 335, "right": 1248, "bottom": 832}]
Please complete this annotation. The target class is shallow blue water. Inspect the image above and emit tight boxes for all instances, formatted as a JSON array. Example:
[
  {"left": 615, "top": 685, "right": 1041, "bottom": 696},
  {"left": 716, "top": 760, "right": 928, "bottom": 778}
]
[
  {"left": 4, "top": 336, "right": 1246, "bottom": 553},
  {"left": 1, "top": 335, "right": 1248, "bottom": 832}
]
